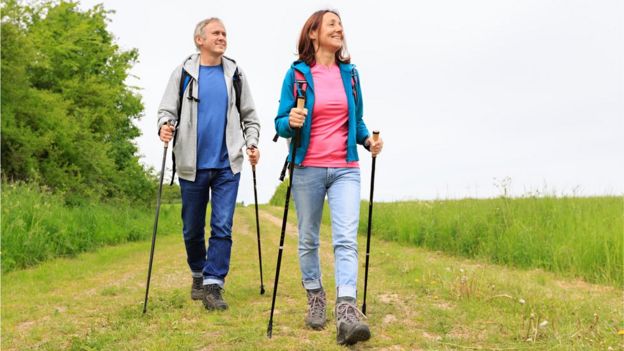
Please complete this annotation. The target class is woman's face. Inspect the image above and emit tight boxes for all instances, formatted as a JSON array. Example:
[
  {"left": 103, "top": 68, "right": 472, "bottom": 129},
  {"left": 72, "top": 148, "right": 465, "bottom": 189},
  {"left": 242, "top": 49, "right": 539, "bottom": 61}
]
[{"left": 313, "top": 12, "right": 343, "bottom": 53}]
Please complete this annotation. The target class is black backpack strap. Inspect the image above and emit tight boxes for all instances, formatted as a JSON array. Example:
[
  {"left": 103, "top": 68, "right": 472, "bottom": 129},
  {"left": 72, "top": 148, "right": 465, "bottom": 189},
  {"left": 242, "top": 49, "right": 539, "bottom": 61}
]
[
  {"left": 232, "top": 66, "right": 243, "bottom": 130},
  {"left": 351, "top": 67, "right": 359, "bottom": 105},
  {"left": 278, "top": 157, "right": 289, "bottom": 181},
  {"left": 170, "top": 68, "right": 192, "bottom": 185}
]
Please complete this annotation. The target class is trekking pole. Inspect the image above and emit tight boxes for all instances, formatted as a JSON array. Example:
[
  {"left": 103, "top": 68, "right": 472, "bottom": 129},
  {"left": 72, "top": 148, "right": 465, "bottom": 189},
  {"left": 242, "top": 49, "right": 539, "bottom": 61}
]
[
  {"left": 143, "top": 122, "right": 175, "bottom": 314},
  {"left": 267, "top": 89, "right": 305, "bottom": 338},
  {"left": 362, "top": 130, "right": 380, "bottom": 315},
  {"left": 252, "top": 164, "right": 265, "bottom": 295}
]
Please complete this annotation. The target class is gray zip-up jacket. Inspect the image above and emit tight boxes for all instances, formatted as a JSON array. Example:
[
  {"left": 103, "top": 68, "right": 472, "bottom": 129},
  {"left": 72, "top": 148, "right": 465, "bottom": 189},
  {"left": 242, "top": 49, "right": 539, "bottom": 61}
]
[{"left": 157, "top": 54, "right": 260, "bottom": 181}]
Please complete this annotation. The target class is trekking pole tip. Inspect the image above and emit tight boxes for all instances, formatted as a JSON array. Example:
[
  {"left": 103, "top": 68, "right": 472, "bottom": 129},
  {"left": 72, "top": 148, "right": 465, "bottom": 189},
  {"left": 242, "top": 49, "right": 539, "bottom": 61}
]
[{"left": 260, "top": 286, "right": 266, "bottom": 295}]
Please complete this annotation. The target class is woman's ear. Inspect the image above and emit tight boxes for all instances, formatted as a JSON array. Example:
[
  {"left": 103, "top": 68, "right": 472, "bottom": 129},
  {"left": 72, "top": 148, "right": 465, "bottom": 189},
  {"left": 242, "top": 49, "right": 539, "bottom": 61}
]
[{"left": 309, "top": 30, "right": 317, "bottom": 40}]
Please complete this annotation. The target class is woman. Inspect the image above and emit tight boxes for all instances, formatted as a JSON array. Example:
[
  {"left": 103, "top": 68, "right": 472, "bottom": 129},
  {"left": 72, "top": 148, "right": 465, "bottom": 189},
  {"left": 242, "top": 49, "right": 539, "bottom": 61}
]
[{"left": 274, "top": 9, "right": 383, "bottom": 346}]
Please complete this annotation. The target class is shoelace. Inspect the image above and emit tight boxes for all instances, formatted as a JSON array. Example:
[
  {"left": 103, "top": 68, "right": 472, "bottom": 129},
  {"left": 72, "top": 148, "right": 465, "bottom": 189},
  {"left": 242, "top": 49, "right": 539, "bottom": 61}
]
[
  {"left": 336, "top": 301, "right": 367, "bottom": 324},
  {"left": 192, "top": 278, "right": 202, "bottom": 290},
  {"left": 208, "top": 285, "right": 224, "bottom": 299},
  {"left": 308, "top": 292, "right": 326, "bottom": 318}
]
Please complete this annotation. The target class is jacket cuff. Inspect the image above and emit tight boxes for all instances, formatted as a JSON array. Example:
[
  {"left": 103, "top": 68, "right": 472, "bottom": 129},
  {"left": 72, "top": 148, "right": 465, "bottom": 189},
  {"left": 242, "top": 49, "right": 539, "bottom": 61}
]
[{"left": 361, "top": 134, "right": 371, "bottom": 149}]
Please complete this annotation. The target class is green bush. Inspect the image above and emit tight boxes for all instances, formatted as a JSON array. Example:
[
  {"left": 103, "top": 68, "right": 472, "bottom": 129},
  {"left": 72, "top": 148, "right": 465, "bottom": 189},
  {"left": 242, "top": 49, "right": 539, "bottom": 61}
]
[{"left": 1, "top": 182, "right": 182, "bottom": 273}]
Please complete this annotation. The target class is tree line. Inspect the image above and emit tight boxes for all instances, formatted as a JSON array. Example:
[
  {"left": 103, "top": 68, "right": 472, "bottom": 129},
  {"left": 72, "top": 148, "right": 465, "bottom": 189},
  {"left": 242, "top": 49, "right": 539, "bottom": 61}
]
[{"left": 2, "top": 0, "right": 155, "bottom": 204}]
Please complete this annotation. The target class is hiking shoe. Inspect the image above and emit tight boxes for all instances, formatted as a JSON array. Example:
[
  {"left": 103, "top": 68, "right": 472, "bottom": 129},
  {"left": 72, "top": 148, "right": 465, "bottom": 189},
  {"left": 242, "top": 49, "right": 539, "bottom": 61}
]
[
  {"left": 202, "top": 284, "right": 228, "bottom": 311},
  {"left": 191, "top": 276, "right": 203, "bottom": 300},
  {"left": 305, "top": 289, "right": 327, "bottom": 330},
  {"left": 335, "top": 297, "right": 370, "bottom": 345}
]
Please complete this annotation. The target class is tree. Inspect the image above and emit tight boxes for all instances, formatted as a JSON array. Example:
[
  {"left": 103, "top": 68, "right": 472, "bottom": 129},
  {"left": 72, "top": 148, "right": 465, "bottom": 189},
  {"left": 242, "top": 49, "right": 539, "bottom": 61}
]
[{"left": 1, "top": 0, "right": 153, "bottom": 203}]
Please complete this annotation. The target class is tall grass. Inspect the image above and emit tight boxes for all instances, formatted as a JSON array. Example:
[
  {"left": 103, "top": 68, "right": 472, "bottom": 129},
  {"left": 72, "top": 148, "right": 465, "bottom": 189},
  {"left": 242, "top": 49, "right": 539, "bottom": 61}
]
[
  {"left": 1, "top": 182, "right": 182, "bottom": 272},
  {"left": 359, "top": 196, "right": 623, "bottom": 287}
]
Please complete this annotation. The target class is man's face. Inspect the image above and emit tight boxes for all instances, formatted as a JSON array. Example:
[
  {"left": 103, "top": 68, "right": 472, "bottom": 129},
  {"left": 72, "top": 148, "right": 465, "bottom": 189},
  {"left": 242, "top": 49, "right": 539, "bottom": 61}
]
[{"left": 196, "top": 21, "right": 227, "bottom": 56}]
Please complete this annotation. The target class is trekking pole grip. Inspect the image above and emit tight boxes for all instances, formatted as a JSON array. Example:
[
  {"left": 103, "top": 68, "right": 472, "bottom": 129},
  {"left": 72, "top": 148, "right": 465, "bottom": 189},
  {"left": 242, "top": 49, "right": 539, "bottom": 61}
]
[
  {"left": 296, "top": 96, "right": 305, "bottom": 109},
  {"left": 164, "top": 121, "right": 177, "bottom": 147},
  {"left": 372, "top": 130, "right": 380, "bottom": 158}
]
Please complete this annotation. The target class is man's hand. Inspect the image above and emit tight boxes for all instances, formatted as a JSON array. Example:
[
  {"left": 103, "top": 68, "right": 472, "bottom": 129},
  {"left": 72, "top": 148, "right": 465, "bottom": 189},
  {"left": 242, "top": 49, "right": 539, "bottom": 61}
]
[
  {"left": 366, "top": 136, "right": 384, "bottom": 157},
  {"left": 159, "top": 124, "right": 175, "bottom": 144},
  {"left": 247, "top": 146, "right": 260, "bottom": 166}
]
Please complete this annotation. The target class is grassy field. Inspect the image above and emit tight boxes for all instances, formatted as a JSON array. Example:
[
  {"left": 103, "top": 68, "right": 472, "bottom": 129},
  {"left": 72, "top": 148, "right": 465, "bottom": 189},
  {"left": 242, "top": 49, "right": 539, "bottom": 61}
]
[
  {"left": 271, "top": 181, "right": 623, "bottom": 287},
  {"left": 355, "top": 196, "right": 623, "bottom": 287},
  {"left": 1, "top": 182, "right": 182, "bottom": 272},
  {"left": 2, "top": 205, "right": 622, "bottom": 350}
]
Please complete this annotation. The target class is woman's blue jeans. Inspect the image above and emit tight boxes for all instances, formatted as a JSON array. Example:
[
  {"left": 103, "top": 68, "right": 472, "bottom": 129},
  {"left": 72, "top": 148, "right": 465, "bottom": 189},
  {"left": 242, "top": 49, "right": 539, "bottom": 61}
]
[
  {"left": 291, "top": 166, "right": 361, "bottom": 299},
  {"left": 179, "top": 168, "right": 240, "bottom": 288}
]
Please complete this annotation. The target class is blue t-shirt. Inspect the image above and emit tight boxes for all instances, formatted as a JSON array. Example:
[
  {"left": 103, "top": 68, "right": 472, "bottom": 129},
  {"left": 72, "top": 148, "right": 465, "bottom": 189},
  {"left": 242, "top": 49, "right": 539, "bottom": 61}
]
[{"left": 197, "top": 64, "right": 230, "bottom": 169}]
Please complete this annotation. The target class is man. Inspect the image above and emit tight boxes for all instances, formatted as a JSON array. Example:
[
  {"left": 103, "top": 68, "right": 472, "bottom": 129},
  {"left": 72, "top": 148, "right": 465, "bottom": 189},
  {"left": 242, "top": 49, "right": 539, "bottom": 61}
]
[{"left": 157, "top": 18, "right": 260, "bottom": 311}]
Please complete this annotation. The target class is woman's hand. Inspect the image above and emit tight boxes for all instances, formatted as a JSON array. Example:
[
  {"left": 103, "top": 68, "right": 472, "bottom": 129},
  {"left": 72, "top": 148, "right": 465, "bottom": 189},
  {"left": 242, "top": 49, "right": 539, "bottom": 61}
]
[
  {"left": 366, "top": 136, "right": 384, "bottom": 157},
  {"left": 288, "top": 107, "right": 307, "bottom": 128}
]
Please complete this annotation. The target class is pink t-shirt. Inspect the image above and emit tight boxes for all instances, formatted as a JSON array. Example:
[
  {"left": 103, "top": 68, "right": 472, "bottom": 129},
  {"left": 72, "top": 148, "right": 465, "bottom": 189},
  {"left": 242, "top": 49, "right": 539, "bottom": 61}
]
[{"left": 302, "top": 64, "right": 359, "bottom": 168}]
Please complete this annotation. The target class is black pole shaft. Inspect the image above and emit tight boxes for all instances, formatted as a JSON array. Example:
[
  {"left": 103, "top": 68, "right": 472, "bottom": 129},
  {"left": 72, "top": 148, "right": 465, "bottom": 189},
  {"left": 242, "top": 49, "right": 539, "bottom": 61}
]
[
  {"left": 143, "top": 143, "right": 168, "bottom": 314},
  {"left": 252, "top": 165, "right": 265, "bottom": 295},
  {"left": 267, "top": 128, "right": 300, "bottom": 338},
  {"left": 362, "top": 153, "right": 377, "bottom": 315}
]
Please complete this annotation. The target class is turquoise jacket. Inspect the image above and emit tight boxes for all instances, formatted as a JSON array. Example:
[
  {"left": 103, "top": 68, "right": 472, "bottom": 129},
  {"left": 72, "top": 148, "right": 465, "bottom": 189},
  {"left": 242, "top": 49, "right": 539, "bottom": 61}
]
[{"left": 274, "top": 61, "right": 370, "bottom": 166}]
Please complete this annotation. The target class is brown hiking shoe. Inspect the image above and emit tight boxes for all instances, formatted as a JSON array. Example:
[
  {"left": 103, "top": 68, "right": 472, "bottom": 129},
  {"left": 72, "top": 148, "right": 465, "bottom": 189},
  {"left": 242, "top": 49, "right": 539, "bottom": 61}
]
[
  {"left": 202, "top": 284, "right": 228, "bottom": 311},
  {"left": 305, "top": 289, "right": 327, "bottom": 330},
  {"left": 335, "top": 297, "right": 370, "bottom": 345},
  {"left": 191, "top": 276, "right": 203, "bottom": 300}
]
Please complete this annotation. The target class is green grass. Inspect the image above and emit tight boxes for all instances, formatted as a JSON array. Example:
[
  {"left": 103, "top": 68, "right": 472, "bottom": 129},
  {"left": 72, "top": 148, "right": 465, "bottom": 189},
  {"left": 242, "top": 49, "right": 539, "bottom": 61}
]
[
  {"left": 270, "top": 179, "right": 623, "bottom": 286},
  {"left": 2, "top": 206, "right": 621, "bottom": 350},
  {"left": 355, "top": 196, "right": 623, "bottom": 287},
  {"left": 1, "top": 182, "right": 182, "bottom": 272}
]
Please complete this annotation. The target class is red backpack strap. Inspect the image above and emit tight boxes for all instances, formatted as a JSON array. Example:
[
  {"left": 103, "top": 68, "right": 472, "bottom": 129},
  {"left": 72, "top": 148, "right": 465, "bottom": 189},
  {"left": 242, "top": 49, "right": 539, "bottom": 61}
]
[{"left": 293, "top": 69, "right": 307, "bottom": 99}]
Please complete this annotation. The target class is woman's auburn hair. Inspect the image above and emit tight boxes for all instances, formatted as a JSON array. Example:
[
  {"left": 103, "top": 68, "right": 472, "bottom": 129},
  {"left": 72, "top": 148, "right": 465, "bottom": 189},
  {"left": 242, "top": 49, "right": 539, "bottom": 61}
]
[{"left": 297, "top": 10, "right": 351, "bottom": 66}]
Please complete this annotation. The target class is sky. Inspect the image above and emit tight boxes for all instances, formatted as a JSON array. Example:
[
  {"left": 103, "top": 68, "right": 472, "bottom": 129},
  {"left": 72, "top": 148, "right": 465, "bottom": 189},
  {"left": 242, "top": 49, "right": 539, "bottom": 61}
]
[{"left": 79, "top": 0, "right": 623, "bottom": 204}]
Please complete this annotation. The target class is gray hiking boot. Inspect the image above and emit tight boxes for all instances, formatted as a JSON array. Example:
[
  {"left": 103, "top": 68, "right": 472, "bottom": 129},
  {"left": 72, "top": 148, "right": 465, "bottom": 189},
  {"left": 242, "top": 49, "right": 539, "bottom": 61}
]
[
  {"left": 335, "top": 297, "right": 370, "bottom": 345},
  {"left": 191, "top": 276, "right": 203, "bottom": 300},
  {"left": 202, "top": 284, "right": 228, "bottom": 310},
  {"left": 305, "top": 289, "right": 327, "bottom": 330}
]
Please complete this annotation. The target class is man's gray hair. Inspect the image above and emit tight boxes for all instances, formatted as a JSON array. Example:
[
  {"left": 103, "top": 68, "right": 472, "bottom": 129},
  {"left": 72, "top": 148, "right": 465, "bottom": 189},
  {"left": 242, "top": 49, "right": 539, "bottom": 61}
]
[{"left": 193, "top": 17, "right": 223, "bottom": 50}]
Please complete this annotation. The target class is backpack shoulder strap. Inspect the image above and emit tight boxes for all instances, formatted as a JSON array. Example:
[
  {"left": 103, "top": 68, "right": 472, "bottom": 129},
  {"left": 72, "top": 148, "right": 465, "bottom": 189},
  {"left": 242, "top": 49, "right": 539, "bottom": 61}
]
[
  {"left": 233, "top": 66, "right": 242, "bottom": 116},
  {"left": 273, "top": 68, "right": 307, "bottom": 143},
  {"left": 177, "top": 68, "right": 191, "bottom": 116},
  {"left": 171, "top": 67, "right": 192, "bottom": 185},
  {"left": 223, "top": 56, "right": 243, "bottom": 117},
  {"left": 351, "top": 67, "right": 359, "bottom": 105},
  {"left": 293, "top": 69, "right": 307, "bottom": 98}
]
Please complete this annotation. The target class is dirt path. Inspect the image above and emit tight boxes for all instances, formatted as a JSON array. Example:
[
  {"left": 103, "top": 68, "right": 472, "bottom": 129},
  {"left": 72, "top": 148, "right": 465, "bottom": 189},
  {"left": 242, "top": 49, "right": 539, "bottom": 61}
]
[{"left": 2, "top": 206, "right": 621, "bottom": 350}]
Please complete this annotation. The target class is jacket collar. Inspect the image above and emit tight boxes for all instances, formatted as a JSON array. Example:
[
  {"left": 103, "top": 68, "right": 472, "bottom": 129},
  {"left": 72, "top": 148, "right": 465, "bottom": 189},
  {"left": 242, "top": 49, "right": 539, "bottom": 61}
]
[
  {"left": 292, "top": 60, "right": 354, "bottom": 73},
  {"left": 182, "top": 53, "right": 236, "bottom": 79}
]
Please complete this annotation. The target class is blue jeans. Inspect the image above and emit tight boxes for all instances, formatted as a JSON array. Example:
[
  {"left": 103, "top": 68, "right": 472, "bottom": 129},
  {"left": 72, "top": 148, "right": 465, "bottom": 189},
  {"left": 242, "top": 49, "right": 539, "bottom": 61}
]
[
  {"left": 179, "top": 168, "right": 240, "bottom": 288},
  {"left": 291, "top": 166, "right": 361, "bottom": 299}
]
